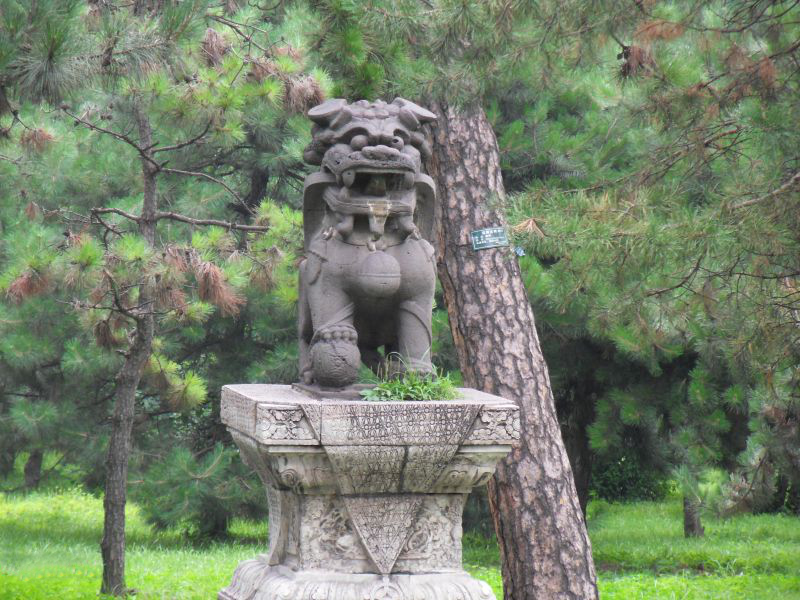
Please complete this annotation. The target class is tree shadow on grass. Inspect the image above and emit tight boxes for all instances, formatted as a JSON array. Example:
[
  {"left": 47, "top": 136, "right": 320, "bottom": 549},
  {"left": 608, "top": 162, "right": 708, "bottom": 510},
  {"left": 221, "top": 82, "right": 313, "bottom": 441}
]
[{"left": 0, "top": 490, "right": 267, "bottom": 555}]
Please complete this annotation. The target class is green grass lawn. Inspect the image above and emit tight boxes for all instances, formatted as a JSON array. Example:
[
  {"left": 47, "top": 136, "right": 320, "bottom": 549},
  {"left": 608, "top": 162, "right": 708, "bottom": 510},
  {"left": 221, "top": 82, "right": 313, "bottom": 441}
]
[{"left": 1, "top": 490, "right": 799, "bottom": 599}]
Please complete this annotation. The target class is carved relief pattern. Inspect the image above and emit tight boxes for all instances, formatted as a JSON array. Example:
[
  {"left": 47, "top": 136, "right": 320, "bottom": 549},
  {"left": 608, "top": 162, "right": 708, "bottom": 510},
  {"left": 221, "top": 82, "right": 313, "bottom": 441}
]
[
  {"left": 395, "top": 495, "right": 464, "bottom": 571},
  {"left": 320, "top": 403, "right": 480, "bottom": 445},
  {"left": 256, "top": 405, "right": 317, "bottom": 443},
  {"left": 277, "top": 467, "right": 302, "bottom": 492},
  {"left": 265, "top": 450, "right": 337, "bottom": 494},
  {"left": 403, "top": 444, "right": 460, "bottom": 491},
  {"left": 326, "top": 446, "right": 404, "bottom": 493},
  {"left": 432, "top": 450, "right": 510, "bottom": 492},
  {"left": 300, "top": 495, "right": 369, "bottom": 570},
  {"left": 435, "top": 463, "right": 493, "bottom": 490},
  {"left": 368, "top": 579, "right": 403, "bottom": 600},
  {"left": 464, "top": 407, "right": 521, "bottom": 444},
  {"left": 220, "top": 558, "right": 497, "bottom": 600},
  {"left": 343, "top": 494, "right": 423, "bottom": 574}
]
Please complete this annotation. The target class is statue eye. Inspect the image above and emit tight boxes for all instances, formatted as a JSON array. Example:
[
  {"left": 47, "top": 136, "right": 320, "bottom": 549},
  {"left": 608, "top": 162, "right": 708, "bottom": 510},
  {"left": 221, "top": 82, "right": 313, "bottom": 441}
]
[
  {"left": 390, "top": 136, "right": 404, "bottom": 150},
  {"left": 350, "top": 135, "right": 368, "bottom": 150}
]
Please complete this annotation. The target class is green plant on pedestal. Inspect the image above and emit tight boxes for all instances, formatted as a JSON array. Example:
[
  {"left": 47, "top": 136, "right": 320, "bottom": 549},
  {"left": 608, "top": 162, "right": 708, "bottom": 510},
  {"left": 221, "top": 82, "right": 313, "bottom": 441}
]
[{"left": 360, "top": 362, "right": 459, "bottom": 402}]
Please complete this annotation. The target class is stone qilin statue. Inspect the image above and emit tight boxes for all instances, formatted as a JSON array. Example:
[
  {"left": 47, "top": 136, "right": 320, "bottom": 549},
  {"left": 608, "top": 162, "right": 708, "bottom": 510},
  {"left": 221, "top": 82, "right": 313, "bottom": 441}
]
[
  {"left": 218, "top": 99, "right": 520, "bottom": 600},
  {"left": 298, "top": 98, "right": 438, "bottom": 388}
]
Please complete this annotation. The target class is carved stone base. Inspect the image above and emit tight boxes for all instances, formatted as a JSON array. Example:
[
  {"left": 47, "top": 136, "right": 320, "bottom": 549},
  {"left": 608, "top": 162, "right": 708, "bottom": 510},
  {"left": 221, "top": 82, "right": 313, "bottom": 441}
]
[
  {"left": 219, "top": 385, "right": 519, "bottom": 600},
  {"left": 218, "top": 560, "right": 496, "bottom": 600}
]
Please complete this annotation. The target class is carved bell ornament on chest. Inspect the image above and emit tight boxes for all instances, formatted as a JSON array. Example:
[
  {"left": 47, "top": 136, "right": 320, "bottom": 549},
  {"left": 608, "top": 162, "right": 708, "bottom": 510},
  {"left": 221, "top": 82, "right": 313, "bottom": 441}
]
[{"left": 298, "top": 98, "right": 440, "bottom": 389}]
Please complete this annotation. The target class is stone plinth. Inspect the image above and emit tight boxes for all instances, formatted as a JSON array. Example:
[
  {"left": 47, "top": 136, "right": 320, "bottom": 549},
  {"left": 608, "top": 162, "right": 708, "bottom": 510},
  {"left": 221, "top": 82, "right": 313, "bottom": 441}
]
[{"left": 218, "top": 384, "right": 519, "bottom": 600}]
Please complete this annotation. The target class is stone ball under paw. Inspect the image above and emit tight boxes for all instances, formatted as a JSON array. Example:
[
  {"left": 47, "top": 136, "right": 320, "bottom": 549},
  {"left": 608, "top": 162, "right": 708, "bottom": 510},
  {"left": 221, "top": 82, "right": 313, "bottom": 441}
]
[
  {"left": 310, "top": 339, "right": 360, "bottom": 387},
  {"left": 353, "top": 251, "right": 401, "bottom": 298}
]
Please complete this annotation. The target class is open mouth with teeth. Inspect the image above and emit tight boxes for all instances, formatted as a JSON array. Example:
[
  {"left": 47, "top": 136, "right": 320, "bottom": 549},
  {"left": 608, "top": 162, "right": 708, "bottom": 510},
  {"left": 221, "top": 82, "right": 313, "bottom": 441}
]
[{"left": 339, "top": 168, "right": 416, "bottom": 199}]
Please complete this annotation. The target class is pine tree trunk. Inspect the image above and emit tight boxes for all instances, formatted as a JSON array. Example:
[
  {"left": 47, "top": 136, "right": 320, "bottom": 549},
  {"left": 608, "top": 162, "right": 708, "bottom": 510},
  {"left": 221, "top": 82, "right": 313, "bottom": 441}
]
[
  {"left": 558, "top": 394, "right": 595, "bottom": 517},
  {"left": 427, "top": 101, "right": 598, "bottom": 599},
  {"left": 770, "top": 475, "right": 790, "bottom": 512},
  {"left": 246, "top": 166, "right": 270, "bottom": 210},
  {"left": 0, "top": 447, "right": 15, "bottom": 479},
  {"left": 683, "top": 496, "right": 705, "bottom": 538},
  {"left": 100, "top": 103, "right": 157, "bottom": 597},
  {"left": 24, "top": 449, "right": 43, "bottom": 489}
]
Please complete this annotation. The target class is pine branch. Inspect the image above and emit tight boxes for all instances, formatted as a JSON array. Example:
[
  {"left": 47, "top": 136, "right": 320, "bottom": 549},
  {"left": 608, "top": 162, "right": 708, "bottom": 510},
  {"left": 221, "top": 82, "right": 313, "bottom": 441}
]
[
  {"left": 725, "top": 449, "right": 770, "bottom": 515},
  {"left": 160, "top": 166, "right": 252, "bottom": 214},
  {"left": 645, "top": 252, "right": 706, "bottom": 297},
  {"left": 209, "top": 14, "right": 272, "bottom": 38},
  {"left": 248, "top": 0, "right": 285, "bottom": 11},
  {"left": 87, "top": 41, "right": 169, "bottom": 62},
  {"left": 156, "top": 211, "right": 268, "bottom": 231},
  {"left": 608, "top": 30, "right": 627, "bottom": 50},
  {"left": 733, "top": 171, "right": 800, "bottom": 209},
  {"left": 104, "top": 269, "right": 146, "bottom": 321},
  {"left": 92, "top": 212, "right": 124, "bottom": 244},
  {"left": 63, "top": 108, "right": 160, "bottom": 169},
  {"left": 681, "top": 0, "right": 793, "bottom": 34},
  {"left": 71, "top": 110, "right": 249, "bottom": 212},
  {"left": 208, "top": 14, "right": 270, "bottom": 53},
  {"left": 92, "top": 207, "right": 141, "bottom": 222},
  {"left": 152, "top": 122, "right": 212, "bottom": 154},
  {"left": 91, "top": 207, "right": 267, "bottom": 232},
  {"left": 641, "top": 126, "right": 742, "bottom": 185}
]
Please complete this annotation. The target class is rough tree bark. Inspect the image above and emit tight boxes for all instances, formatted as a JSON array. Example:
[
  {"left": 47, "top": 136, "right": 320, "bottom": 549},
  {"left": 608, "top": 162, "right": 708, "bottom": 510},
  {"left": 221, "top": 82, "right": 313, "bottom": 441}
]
[
  {"left": 23, "top": 449, "right": 43, "bottom": 489},
  {"left": 557, "top": 390, "right": 596, "bottom": 517},
  {"left": 427, "top": 101, "right": 599, "bottom": 600},
  {"left": 100, "top": 103, "right": 157, "bottom": 596},
  {"left": 0, "top": 448, "right": 15, "bottom": 479},
  {"left": 683, "top": 496, "right": 705, "bottom": 538}
]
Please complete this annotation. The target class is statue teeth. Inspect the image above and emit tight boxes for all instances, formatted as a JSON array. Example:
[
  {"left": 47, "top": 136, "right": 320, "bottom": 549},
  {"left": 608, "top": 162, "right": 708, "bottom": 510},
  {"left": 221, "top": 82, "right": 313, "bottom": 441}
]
[{"left": 342, "top": 170, "right": 355, "bottom": 188}]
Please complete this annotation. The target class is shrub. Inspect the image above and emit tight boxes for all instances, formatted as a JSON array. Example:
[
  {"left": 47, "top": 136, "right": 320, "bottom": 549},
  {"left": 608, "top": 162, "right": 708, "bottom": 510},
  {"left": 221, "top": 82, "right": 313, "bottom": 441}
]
[{"left": 592, "top": 453, "right": 670, "bottom": 502}]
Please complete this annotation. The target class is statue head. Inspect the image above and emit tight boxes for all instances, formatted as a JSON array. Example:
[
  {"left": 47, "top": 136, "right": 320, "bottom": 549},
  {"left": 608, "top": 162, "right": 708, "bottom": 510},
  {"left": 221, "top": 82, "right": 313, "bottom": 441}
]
[{"left": 302, "top": 98, "right": 437, "bottom": 250}]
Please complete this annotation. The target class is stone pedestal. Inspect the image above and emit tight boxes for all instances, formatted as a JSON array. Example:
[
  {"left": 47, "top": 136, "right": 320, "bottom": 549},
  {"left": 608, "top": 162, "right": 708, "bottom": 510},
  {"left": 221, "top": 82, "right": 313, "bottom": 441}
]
[{"left": 218, "top": 384, "right": 519, "bottom": 600}]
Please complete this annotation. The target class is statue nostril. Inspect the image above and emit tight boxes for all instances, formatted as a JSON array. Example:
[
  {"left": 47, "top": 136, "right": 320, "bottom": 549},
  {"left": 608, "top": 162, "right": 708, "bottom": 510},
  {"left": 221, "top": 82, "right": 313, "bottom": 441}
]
[{"left": 390, "top": 137, "right": 404, "bottom": 150}]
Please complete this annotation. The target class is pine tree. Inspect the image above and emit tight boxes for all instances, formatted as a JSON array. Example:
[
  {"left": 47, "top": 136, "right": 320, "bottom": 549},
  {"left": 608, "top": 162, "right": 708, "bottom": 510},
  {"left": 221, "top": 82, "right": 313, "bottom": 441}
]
[
  {"left": 1, "top": 0, "right": 326, "bottom": 594},
  {"left": 499, "top": 0, "right": 800, "bottom": 528}
]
